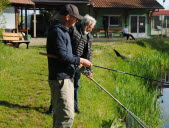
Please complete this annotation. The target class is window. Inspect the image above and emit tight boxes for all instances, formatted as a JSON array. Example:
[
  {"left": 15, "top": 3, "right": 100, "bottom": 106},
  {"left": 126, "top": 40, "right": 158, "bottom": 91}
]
[
  {"left": 164, "top": 16, "right": 169, "bottom": 28},
  {"left": 152, "top": 16, "right": 169, "bottom": 29},
  {"left": 109, "top": 16, "right": 122, "bottom": 26},
  {"left": 153, "top": 16, "right": 161, "bottom": 29}
]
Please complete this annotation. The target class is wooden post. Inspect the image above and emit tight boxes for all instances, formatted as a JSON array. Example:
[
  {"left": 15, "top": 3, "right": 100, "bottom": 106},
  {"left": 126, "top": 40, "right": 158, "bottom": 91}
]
[
  {"left": 15, "top": 7, "right": 19, "bottom": 33},
  {"left": 25, "top": 6, "right": 28, "bottom": 30},
  {"left": 33, "top": 5, "right": 36, "bottom": 37},
  {"left": 147, "top": 10, "right": 154, "bottom": 24},
  {"left": 21, "top": 7, "right": 23, "bottom": 30}
]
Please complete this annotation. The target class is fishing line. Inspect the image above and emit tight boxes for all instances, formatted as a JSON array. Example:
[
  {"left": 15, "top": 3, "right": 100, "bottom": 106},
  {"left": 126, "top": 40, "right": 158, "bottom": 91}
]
[
  {"left": 93, "top": 65, "right": 163, "bottom": 84},
  {"left": 39, "top": 52, "right": 164, "bottom": 84}
]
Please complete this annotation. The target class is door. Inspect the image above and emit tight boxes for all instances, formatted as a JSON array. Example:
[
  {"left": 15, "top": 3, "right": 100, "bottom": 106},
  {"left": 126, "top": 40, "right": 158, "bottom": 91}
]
[{"left": 130, "top": 15, "right": 146, "bottom": 38}]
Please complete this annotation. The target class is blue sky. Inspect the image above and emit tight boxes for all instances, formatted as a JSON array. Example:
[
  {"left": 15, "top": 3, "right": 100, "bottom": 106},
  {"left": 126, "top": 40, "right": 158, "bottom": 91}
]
[{"left": 157, "top": 0, "right": 169, "bottom": 9}]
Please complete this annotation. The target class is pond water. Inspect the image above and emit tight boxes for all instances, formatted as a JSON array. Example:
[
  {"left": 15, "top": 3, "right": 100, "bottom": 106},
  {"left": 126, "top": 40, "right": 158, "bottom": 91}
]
[
  {"left": 160, "top": 87, "right": 169, "bottom": 128},
  {"left": 159, "top": 71, "right": 169, "bottom": 127}
]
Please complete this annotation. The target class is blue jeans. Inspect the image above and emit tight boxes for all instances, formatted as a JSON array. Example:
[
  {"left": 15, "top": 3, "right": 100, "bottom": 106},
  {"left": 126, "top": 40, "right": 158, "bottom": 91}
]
[{"left": 74, "top": 71, "right": 81, "bottom": 110}]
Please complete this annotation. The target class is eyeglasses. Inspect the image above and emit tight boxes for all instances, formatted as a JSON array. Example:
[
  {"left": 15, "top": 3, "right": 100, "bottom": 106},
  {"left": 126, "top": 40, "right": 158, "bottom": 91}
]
[{"left": 70, "top": 15, "right": 78, "bottom": 22}]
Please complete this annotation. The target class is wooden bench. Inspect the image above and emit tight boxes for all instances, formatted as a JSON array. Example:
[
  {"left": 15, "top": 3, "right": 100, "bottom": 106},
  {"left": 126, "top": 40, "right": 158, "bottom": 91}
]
[
  {"left": 2, "top": 32, "right": 30, "bottom": 49},
  {"left": 92, "top": 28, "right": 123, "bottom": 38}
]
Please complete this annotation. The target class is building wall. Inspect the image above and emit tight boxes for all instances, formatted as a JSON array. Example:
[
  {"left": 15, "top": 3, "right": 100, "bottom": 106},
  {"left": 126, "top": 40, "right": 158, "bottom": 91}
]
[
  {"left": 77, "top": 5, "right": 92, "bottom": 16},
  {"left": 78, "top": 6, "right": 151, "bottom": 38},
  {"left": 0, "top": 7, "right": 15, "bottom": 30},
  {"left": 91, "top": 8, "right": 124, "bottom": 29},
  {"left": 21, "top": 3, "right": 153, "bottom": 38}
]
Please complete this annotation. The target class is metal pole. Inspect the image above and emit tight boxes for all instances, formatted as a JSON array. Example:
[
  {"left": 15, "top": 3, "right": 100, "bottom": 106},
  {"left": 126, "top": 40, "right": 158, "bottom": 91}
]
[{"left": 90, "top": 78, "right": 148, "bottom": 128}]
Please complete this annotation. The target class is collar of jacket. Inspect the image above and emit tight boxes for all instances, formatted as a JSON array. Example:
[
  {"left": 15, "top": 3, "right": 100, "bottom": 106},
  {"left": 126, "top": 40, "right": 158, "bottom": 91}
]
[{"left": 54, "top": 23, "right": 69, "bottom": 32}]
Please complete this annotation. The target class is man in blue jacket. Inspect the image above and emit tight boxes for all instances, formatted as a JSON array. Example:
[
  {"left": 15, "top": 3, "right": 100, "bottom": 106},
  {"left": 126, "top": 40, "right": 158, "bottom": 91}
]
[{"left": 46, "top": 4, "right": 92, "bottom": 128}]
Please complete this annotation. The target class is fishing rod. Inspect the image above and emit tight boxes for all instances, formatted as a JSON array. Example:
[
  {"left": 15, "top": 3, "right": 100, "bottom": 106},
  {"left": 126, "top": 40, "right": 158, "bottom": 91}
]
[
  {"left": 90, "top": 78, "right": 148, "bottom": 128},
  {"left": 39, "top": 52, "right": 163, "bottom": 84},
  {"left": 39, "top": 52, "right": 150, "bottom": 127},
  {"left": 93, "top": 65, "right": 163, "bottom": 84}
]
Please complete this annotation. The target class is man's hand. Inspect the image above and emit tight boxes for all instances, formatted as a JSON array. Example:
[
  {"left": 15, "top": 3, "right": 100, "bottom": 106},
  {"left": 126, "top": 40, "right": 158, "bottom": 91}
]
[
  {"left": 87, "top": 72, "right": 93, "bottom": 78},
  {"left": 80, "top": 58, "right": 92, "bottom": 67},
  {"left": 78, "top": 64, "right": 83, "bottom": 68}
]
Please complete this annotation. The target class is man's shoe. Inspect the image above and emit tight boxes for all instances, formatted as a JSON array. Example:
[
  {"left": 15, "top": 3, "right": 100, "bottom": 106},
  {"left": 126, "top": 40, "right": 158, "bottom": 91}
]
[
  {"left": 75, "top": 108, "right": 81, "bottom": 114},
  {"left": 46, "top": 104, "right": 53, "bottom": 115}
]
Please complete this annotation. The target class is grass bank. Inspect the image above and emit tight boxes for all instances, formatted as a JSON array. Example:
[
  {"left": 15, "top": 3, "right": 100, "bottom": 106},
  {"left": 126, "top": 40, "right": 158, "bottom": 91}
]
[{"left": 0, "top": 37, "right": 169, "bottom": 128}]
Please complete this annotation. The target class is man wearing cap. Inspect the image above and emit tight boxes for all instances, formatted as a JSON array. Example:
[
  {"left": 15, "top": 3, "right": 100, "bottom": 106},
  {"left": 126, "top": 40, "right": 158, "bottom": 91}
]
[{"left": 46, "top": 4, "right": 92, "bottom": 128}]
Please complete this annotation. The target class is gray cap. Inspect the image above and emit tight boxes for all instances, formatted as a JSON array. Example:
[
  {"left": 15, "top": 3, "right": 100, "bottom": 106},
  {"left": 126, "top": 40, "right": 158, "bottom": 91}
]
[{"left": 60, "top": 4, "right": 83, "bottom": 20}]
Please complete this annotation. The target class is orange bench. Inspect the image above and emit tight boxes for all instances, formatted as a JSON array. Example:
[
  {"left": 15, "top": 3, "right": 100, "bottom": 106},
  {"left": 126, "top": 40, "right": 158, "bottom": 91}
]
[
  {"left": 92, "top": 29, "right": 123, "bottom": 38},
  {"left": 2, "top": 32, "right": 30, "bottom": 49}
]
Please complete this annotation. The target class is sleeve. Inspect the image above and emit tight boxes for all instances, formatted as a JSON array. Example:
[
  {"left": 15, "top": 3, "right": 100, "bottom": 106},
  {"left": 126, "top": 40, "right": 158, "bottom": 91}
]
[
  {"left": 85, "top": 34, "right": 93, "bottom": 72},
  {"left": 87, "top": 34, "right": 93, "bottom": 62},
  {"left": 55, "top": 30, "right": 80, "bottom": 65}
]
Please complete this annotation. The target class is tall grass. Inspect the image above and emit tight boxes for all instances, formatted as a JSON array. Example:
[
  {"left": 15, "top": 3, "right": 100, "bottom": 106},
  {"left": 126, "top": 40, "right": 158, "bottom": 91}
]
[
  {"left": 0, "top": 37, "right": 169, "bottom": 128},
  {"left": 91, "top": 37, "right": 169, "bottom": 127}
]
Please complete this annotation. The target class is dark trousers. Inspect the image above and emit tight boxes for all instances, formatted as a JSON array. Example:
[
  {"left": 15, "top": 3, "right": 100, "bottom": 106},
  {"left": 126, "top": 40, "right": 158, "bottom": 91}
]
[
  {"left": 74, "top": 71, "right": 81, "bottom": 110},
  {"left": 123, "top": 33, "right": 135, "bottom": 40},
  {"left": 104, "top": 27, "right": 109, "bottom": 38}
]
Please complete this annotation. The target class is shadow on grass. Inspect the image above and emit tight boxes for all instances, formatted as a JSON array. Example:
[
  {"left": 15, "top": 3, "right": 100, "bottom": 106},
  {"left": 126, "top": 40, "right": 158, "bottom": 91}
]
[
  {"left": 134, "top": 40, "right": 146, "bottom": 47},
  {"left": 101, "top": 119, "right": 113, "bottom": 128},
  {"left": 128, "top": 37, "right": 169, "bottom": 52},
  {"left": 0, "top": 100, "right": 48, "bottom": 114}
]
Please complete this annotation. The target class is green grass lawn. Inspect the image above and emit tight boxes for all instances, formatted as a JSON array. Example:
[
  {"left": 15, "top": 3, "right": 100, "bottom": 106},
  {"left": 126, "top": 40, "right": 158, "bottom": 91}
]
[{"left": 0, "top": 37, "right": 169, "bottom": 128}]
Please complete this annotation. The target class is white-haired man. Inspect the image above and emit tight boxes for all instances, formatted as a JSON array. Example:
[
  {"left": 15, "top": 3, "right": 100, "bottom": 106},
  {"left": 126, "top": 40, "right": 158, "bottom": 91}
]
[{"left": 69, "top": 14, "right": 96, "bottom": 113}]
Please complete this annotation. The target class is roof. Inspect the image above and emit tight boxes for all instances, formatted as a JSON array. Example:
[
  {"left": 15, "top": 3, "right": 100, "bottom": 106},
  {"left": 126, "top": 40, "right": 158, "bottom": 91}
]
[
  {"left": 153, "top": 10, "right": 169, "bottom": 16},
  {"left": 92, "top": 0, "right": 164, "bottom": 9},
  {"left": 32, "top": 0, "right": 93, "bottom": 4},
  {"left": 9, "top": 0, "right": 35, "bottom": 5}
]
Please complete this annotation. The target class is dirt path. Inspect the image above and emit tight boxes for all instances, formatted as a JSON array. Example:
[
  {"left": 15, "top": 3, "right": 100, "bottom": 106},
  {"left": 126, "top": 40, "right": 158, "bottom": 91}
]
[{"left": 26, "top": 37, "right": 125, "bottom": 46}]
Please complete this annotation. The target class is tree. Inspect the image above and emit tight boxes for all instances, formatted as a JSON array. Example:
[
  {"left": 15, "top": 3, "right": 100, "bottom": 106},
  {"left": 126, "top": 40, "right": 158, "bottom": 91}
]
[
  {"left": 0, "top": 0, "right": 10, "bottom": 13},
  {"left": 0, "top": 0, "right": 10, "bottom": 37}
]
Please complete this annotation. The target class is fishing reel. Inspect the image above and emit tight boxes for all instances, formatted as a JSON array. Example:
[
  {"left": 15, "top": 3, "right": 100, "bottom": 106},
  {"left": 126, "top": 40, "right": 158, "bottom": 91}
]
[{"left": 78, "top": 67, "right": 91, "bottom": 76}]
